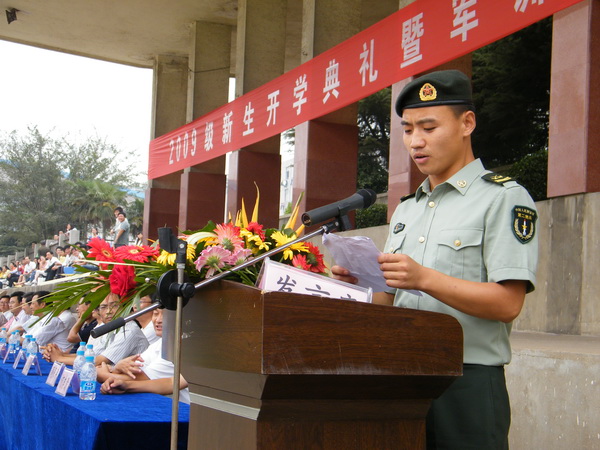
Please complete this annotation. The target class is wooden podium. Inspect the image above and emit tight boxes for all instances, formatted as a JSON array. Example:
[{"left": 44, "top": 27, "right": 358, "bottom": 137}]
[{"left": 180, "top": 280, "right": 462, "bottom": 449}]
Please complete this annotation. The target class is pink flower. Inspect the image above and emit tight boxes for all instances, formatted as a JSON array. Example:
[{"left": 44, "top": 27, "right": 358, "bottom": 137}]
[
  {"left": 227, "top": 248, "right": 252, "bottom": 266},
  {"left": 213, "top": 223, "right": 244, "bottom": 252},
  {"left": 194, "top": 246, "right": 232, "bottom": 278}
]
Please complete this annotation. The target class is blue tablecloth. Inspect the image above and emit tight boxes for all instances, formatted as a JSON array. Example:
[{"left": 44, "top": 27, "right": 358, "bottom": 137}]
[{"left": 0, "top": 356, "right": 189, "bottom": 450}]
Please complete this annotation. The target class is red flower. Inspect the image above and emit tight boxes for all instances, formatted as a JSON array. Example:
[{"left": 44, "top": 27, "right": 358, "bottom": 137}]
[
  {"left": 87, "top": 238, "right": 116, "bottom": 262},
  {"left": 114, "top": 245, "right": 160, "bottom": 263},
  {"left": 305, "top": 242, "right": 327, "bottom": 273},
  {"left": 246, "top": 222, "right": 266, "bottom": 240},
  {"left": 292, "top": 254, "right": 310, "bottom": 271},
  {"left": 109, "top": 264, "right": 137, "bottom": 297}
]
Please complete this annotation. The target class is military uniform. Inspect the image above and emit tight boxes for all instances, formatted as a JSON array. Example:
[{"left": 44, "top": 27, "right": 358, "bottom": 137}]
[
  {"left": 390, "top": 68, "right": 541, "bottom": 448},
  {"left": 384, "top": 158, "right": 538, "bottom": 449},
  {"left": 384, "top": 158, "right": 538, "bottom": 365}
]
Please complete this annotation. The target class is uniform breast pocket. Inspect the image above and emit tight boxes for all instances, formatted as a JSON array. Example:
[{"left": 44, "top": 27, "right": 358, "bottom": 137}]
[
  {"left": 387, "top": 234, "right": 406, "bottom": 254},
  {"left": 434, "top": 228, "right": 484, "bottom": 280}
]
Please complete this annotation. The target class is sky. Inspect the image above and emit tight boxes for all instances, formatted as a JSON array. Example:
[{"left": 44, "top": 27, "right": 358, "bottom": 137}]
[{"left": 0, "top": 40, "right": 153, "bottom": 182}]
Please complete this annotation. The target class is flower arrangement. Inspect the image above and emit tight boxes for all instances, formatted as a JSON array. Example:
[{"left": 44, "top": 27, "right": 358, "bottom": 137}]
[{"left": 45, "top": 192, "right": 327, "bottom": 319}]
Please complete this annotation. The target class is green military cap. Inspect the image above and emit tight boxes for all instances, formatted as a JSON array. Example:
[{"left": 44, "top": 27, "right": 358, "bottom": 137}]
[{"left": 395, "top": 69, "right": 474, "bottom": 115}]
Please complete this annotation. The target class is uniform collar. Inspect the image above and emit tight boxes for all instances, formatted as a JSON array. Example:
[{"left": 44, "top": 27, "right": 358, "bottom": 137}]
[{"left": 415, "top": 159, "right": 485, "bottom": 201}]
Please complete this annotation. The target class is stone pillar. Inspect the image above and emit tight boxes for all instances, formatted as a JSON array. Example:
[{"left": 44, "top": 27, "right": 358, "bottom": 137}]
[
  {"left": 144, "top": 55, "right": 188, "bottom": 241},
  {"left": 547, "top": 0, "right": 600, "bottom": 197},
  {"left": 292, "top": 0, "right": 362, "bottom": 222},
  {"left": 226, "top": 0, "right": 286, "bottom": 228},
  {"left": 387, "top": 57, "right": 472, "bottom": 219},
  {"left": 179, "top": 21, "right": 231, "bottom": 230}
]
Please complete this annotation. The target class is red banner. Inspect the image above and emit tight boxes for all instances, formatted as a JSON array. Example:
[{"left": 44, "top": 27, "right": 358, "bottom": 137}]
[{"left": 148, "top": 0, "right": 582, "bottom": 179}]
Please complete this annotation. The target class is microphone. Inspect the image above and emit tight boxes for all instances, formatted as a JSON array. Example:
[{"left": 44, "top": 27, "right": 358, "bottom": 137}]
[
  {"left": 90, "top": 317, "right": 126, "bottom": 339},
  {"left": 301, "top": 189, "right": 377, "bottom": 226}
]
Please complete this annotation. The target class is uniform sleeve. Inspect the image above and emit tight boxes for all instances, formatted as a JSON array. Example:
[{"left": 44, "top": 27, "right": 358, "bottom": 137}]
[{"left": 483, "top": 184, "right": 539, "bottom": 291}]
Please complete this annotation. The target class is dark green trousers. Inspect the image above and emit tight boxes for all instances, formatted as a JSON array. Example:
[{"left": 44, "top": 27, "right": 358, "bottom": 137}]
[{"left": 426, "top": 364, "right": 510, "bottom": 450}]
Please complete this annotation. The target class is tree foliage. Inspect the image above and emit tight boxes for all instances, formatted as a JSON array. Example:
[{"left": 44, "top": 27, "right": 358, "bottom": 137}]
[
  {"left": 357, "top": 88, "right": 391, "bottom": 193},
  {"left": 472, "top": 18, "right": 552, "bottom": 168},
  {"left": 0, "top": 127, "right": 142, "bottom": 252}
]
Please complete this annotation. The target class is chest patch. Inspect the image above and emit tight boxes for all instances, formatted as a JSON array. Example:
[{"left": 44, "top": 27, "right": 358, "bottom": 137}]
[
  {"left": 393, "top": 223, "right": 405, "bottom": 234},
  {"left": 512, "top": 206, "right": 537, "bottom": 243}
]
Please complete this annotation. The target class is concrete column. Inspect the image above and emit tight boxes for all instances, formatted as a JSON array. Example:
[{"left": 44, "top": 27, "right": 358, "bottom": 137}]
[
  {"left": 547, "top": 0, "right": 600, "bottom": 197},
  {"left": 292, "top": 0, "right": 362, "bottom": 223},
  {"left": 226, "top": 0, "right": 287, "bottom": 227},
  {"left": 179, "top": 21, "right": 231, "bottom": 230},
  {"left": 387, "top": 56, "right": 472, "bottom": 220},
  {"left": 144, "top": 55, "right": 188, "bottom": 241}
]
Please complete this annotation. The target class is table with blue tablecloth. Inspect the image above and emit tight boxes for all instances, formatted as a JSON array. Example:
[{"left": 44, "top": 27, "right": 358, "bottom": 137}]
[{"left": 0, "top": 356, "right": 189, "bottom": 450}]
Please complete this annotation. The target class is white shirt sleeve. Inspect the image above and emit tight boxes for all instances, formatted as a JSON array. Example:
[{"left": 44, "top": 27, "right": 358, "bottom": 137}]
[{"left": 100, "top": 321, "right": 149, "bottom": 364}]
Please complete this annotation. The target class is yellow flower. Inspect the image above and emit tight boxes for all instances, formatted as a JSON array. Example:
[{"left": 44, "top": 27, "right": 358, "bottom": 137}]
[
  {"left": 271, "top": 231, "right": 308, "bottom": 260},
  {"left": 239, "top": 229, "right": 271, "bottom": 254},
  {"left": 157, "top": 250, "right": 175, "bottom": 266},
  {"left": 157, "top": 244, "right": 196, "bottom": 266}
]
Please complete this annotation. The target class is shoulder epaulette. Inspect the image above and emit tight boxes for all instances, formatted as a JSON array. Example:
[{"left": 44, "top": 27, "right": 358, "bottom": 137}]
[
  {"left": 482, "top": 173, "right": 514, "bottom": 185},
  {"left": 400, "top": 192, "right": 416, "bottom": 202}
]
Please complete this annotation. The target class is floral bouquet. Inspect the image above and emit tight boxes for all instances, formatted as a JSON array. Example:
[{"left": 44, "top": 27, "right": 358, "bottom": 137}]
[{"left": 44, "top": 192, "right": 327, "bottom": 319}]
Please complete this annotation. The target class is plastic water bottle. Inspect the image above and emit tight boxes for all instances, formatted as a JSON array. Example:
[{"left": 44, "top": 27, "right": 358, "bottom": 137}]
[
  {"left": 0, "top": 328, "right": 7, "bottom": 344},
  {"left": 26, "top": 337, "right": 38, "bottom": 357},
  {"left": 85, "top": 344, "right": 94, "bottom": 358},
  {"left": 77, "top": 341, "right": 86, "bottom": 354},
  {"left": 79, "top": 356, "right": 97, "bottom": 400},
  {"left": 8, "top": 332, "right": 17, "bottom": 353},
  {"left": 73, "top": 349, "right": 86, "bottom": 375},
  {"left": 22, "top": 335, "right": 31, "bottom": 352},
  {"left": 14, "top": 332, "right": 21, "bottom": 352}
]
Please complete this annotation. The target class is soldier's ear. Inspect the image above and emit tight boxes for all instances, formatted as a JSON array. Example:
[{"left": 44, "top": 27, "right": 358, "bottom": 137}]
[{"left": 462, "top": 110, "right": 476, "bottom": 136}]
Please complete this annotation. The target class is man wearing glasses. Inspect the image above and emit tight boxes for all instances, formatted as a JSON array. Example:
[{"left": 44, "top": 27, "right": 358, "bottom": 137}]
[{"left": 44, "top": 293, "right": 148, "bottom": 366}]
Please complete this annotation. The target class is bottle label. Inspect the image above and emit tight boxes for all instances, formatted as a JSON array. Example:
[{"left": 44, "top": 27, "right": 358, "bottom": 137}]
[{"left": 80, "top": 380, "right": 96, "bottom": 393}]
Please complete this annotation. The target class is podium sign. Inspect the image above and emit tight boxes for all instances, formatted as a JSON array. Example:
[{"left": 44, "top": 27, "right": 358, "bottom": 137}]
[{"left": 178, "top": 280, "right": 462, "bottom": 449}]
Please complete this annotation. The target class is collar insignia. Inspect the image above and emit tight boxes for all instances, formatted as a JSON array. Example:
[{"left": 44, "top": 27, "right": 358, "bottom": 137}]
[{"left": 419, "top": 83, "right": 437, "bottom": 102}]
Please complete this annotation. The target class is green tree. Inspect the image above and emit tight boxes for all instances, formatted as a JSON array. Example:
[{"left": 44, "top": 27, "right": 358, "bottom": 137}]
[
  {"left": 126, "top": 196, "right": 145, "bottom": 238},
  {"left": 472, "top": 18, "right": 552, "bottom": 168},
  {"left": 71, "top": 179, "right": 127, "bottom": 238},
  {"left": 0, "top": 127, "right": 141, "bottom": 250},
  {"left": 357, "top": 88, "right": 391, "bottom": 193}
]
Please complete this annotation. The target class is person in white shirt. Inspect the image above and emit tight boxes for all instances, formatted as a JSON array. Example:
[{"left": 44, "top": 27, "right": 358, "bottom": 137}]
[
  {"left": 43, "top": 292, "right": 148, "bottom": 366},
  {"left": 98, "top": 307, "right": 190, "bottom": 403},
  {"left": 134, "top": 295, "right": 159, "bottom": 345},
  {"left": 21, "top": 291, "right": 76, "bottom": 352},
  {"left": 0, "top": 294, "right": 11, "bottom": 325},
  {"left": 6, "top": 292, "right": 30, "bottom": 333}
]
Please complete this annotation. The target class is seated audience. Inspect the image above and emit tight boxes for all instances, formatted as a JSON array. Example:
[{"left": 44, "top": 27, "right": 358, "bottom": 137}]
[
  {"left": 20, "top": 291, "right": 76, "bottom": 352},
  {"left": 44, "top": 250, "right": 61, "bottom": 281},
  {"left": 43, "top": 292, "right": 148, "bottom": 366},
  {"left": 134, "top": 295, "right": 159, "bottom": 345},
  {"left": 0, "top": 294, "right": 11, "bottom": 323},
  {"left": 99, "top": 306, "right": 189, "bottom": 403},
  {"left": 67, "top": 296, "right": 99, "bottom": 345},
  {"left": 6, "top": 292, "right": 29, "bottom": 332}
]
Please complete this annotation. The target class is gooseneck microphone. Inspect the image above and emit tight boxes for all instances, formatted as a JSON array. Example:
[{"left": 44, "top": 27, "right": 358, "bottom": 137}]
[{"left": 301, "top": 189, "right": 377, "bottom": 226}]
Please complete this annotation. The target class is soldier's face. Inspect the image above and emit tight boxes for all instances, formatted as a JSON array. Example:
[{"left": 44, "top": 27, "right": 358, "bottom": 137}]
[{"left": 401, "top": 105, "right": 475, "bottom": 188}]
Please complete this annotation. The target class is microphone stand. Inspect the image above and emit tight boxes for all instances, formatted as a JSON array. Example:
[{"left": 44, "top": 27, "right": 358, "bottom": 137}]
[{"left": 90, "top": 218, "right": 345, "bottom": 450}]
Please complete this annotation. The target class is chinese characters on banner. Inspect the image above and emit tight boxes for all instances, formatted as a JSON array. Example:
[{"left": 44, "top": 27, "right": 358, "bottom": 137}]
[{"left": 148, "top": 0, "right": 581, "bottom": 180}]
